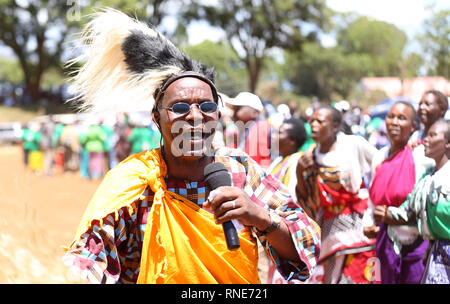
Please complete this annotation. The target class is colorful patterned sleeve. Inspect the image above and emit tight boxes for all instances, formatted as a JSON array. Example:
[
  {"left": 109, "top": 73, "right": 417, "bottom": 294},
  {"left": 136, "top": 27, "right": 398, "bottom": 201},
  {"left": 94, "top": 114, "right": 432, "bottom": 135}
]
[
  {"left": 238, "top": 154, "right": 321, "bottom": 281},
  {"left": 62, "top": 214, "right": 122, "bottom": 283},
  {"left": 62, "top": 202, "right": 150, "bottom": 284}
]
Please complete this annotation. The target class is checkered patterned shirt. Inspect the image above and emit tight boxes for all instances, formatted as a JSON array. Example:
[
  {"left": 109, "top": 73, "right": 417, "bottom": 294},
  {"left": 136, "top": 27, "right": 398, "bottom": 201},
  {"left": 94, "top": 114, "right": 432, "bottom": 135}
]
[{"left": 63, "top": 147, "right": 321, "bottom": 283}]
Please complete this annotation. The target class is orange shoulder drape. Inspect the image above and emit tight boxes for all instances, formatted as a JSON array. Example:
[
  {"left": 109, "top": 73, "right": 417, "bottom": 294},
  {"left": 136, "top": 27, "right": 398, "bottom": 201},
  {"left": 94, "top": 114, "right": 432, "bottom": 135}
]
[{"left": 68, "top": 148, "right": 259, "bottom": 284}]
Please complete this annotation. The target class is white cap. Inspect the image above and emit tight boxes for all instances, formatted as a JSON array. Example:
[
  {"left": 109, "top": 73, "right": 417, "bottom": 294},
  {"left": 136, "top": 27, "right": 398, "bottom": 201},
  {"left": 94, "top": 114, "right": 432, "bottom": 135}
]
[
  {"left": 226, "top": 92, "right": 264, "bottom": 112},
  {"left": 277, "top": 103, "right": 291, "bottom": 117},
  {"left": 335, "top": 100, "right": 350, "bottom": 112}
]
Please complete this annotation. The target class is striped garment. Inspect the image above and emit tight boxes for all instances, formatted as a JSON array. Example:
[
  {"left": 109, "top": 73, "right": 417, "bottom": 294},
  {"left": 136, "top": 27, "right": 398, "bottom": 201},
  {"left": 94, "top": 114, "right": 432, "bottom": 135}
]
[
  {"left": 63, "top": 146, "right": 321, "bottom": 283},
  {"left": 266, "top": 152, "right": 303, "bottom": 203},
  {"left": 301, "top": 163, "right": 376, "bottom": 283}
]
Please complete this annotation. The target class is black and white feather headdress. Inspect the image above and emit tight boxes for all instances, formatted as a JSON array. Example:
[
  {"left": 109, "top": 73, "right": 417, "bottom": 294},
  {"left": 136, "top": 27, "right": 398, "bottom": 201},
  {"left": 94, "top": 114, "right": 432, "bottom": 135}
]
[{"left": 67, "top": 8, "right": 217, "bottom": 113}]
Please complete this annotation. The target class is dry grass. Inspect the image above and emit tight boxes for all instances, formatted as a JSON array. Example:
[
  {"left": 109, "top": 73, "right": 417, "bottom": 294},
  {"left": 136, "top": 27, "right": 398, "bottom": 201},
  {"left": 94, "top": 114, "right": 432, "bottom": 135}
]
[
  {"left": 0, "top": 193, "right": 83, "bottom": 283},
  {"left": 0, "top": 172, "right": 85, "bottom": 283},
  {"left": 0, "top": 105, "right": 43, "bottom": 123},
  {"left": 0, "top": 145, "right": 100, "bottom": 283}
]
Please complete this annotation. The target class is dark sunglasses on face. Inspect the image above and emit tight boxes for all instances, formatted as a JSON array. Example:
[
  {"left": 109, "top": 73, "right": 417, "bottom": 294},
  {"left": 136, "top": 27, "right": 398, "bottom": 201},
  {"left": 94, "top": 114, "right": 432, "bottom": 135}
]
[{"left": 160, "top": 101, "right": 218, "bottom": 116}]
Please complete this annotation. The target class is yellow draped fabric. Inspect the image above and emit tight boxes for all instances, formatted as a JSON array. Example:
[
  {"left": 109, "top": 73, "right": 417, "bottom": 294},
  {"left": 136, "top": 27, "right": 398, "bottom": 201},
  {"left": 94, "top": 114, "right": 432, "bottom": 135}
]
[{"left": 68, "top": 148, "right": 259, "bottom": 284}]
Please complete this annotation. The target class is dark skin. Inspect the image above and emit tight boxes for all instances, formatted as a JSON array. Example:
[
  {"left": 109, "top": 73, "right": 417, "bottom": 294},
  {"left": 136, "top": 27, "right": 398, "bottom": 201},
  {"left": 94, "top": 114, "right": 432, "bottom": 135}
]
[
  {"left": 277, "top": 123, "right": 299, "bottom": 158},
  {"left": 384, "top": 103, "right": 417, "bottom": 159},
  {"left": 295, "top": 108, "right": 339, "bottom": 204},
  {"left": 233, "top": 105, "right": 260, "bottom": 124},
  {"left": 363, "top": 103, "right": 417, "bottom": 238},
  {"left": 373, "top": 121, "right": 450, "bottom": 226},
  {"left": 418, "top": 92, "right": 447, "bottom": 139},
  {"left": 154, "top": 77, "right": 300, "bottom": 263},
  {"left": 153, "top": 77, "right": 217, "bottom": 181}
]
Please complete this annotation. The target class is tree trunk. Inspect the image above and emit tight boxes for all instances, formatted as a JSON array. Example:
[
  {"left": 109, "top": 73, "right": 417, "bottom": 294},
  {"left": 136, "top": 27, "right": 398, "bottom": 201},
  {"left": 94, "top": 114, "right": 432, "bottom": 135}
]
[
  {"left": 26, "top": 79, "right": 43, "bottom": 101},
  {"left": 247, "top": 56, "right": 262, "bottom": 93}
]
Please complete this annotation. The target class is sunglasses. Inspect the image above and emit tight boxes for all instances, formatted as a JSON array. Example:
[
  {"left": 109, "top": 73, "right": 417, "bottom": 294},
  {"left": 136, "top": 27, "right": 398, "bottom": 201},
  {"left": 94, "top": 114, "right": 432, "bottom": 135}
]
[{"left": 160, "top": 101, "right": 218, "bottom": 116}]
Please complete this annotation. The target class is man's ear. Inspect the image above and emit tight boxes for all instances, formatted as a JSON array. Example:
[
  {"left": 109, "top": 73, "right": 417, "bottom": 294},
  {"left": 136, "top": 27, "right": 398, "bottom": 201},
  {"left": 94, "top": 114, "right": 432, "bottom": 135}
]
[
  {"left": 152, "top": 111, "right": 161, "bottom": 131},
  {"left": 439, "top": 105, "right": 447, "bottom": 117},
  {"left": 333, "top": 121, "right": 340, "bottom": 134}
]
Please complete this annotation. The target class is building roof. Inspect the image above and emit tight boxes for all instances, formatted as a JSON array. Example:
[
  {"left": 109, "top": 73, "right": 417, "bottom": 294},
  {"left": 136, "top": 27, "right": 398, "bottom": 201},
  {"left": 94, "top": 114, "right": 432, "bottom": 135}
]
[{"left": 360, "top": 76, "right": 450, "bottom": 101}]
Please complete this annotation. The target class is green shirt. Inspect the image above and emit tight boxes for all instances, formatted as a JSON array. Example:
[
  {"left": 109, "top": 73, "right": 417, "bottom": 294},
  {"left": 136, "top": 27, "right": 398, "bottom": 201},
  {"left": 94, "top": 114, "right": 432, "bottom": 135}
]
[
  {"left": 389, "top": 161, "right": 450, "bottom": 240},
  {"left": 22, "top": 128, "right": 42, "bottom": 151},
  {"left": 82, "top": 125, "right": 107, "bottom": 152},
  {"left": 299, "top": 123, "right": 315, "bottom": 152},
  {"left": 52, "top": 124, "right": 65, "bottom": 147},
  {"left": 128, "top": 127, "right": 160, "bottom": 154},
  {"left": 426, "top": 175, "right": 450, "bottom": 239}
]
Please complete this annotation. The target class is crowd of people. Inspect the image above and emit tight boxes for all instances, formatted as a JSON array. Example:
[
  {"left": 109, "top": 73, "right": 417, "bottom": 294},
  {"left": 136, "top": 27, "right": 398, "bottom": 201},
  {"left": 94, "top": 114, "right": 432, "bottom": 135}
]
[
  {"left": 21, "top": 9, "right": 448, "bottom": 284},
  {"left": 19, "top": 113, "right": 161, "bottom": 179},
  {"left": 18, "top": 84, "right": 449, "bottom": 285},
  {"left": 18, "top": 85, "right": 449, "bottom": 285},
  {"left": 51, "top": 86, "right": 448, "bottom": 284}
]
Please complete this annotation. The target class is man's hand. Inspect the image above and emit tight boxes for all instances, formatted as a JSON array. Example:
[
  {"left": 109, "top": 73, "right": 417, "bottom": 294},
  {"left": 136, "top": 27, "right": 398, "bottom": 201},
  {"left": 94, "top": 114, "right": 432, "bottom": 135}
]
[{"left": 203, "top": 186, "right": 270, "bottom": 231}]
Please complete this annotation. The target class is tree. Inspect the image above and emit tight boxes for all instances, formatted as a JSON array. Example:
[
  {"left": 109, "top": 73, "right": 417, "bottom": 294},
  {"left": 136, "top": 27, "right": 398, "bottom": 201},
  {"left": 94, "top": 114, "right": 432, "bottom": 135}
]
[
  {"left": 336, "top": 15, "right": 408, "bottom": 77},
  {"left": 0, "top": 56, "right": 23, "bottom": 85},
  {"left": 283, "top": 42, "right": 371, "bottom": 102},
  {"left": 0, "top": 0, "right": 177, "bottom": 104},
  {"left": 97, "top": 0, "right": 188, "bottom": 42},
  {"left": 184, "top": 40, "right": 247, "bottom": 96},
  {"left": 183, "top": 0, "right": 330, "bottom": 93},
  {"left": 417, "top": 8, "right": 450, "bottom": 78},
  {"left": 0, "top": 0, "right": 83, "bottom": 101}
]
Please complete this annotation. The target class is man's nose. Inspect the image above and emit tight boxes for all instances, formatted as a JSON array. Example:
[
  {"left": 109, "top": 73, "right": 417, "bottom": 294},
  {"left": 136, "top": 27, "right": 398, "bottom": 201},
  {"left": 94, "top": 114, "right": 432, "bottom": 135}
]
[{"left": 185, "top": 104, "right": 203, "bottom": 121}]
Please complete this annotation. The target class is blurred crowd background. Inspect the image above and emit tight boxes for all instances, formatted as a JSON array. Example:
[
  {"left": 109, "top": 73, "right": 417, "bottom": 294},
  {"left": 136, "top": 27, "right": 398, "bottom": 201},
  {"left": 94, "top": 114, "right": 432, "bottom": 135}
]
[{"left": 0, "top": 0, "right": 449, "bottom": 284}]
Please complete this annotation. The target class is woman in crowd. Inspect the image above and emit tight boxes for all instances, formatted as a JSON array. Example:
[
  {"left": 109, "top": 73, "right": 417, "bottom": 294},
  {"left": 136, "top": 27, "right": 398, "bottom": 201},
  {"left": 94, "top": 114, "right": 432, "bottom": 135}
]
[
  {"left": 265, "top": 117, "right": 309, "bottom": 283},
  {"left": 81, "top": 122, "right": 108, "bottom": 179},
  {"left": 413, "top": 89, "right": 448, "bottom": 142},
  {"left": 364, "top": 101, "right": 434, "bottom": 284},
  {"left": 374, "top": 119, "right": 450, "bottom": 284},
  {"left": 296, "top": 104, "right": 378, "bottom": 284},
  {"left": 267, "top": 117, "right": 308, "bottom": 203}
]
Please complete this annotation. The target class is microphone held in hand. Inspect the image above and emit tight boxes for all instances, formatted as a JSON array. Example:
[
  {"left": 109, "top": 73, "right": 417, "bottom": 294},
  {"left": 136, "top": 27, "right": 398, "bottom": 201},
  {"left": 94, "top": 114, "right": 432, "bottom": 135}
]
[{"left": 204, "top": 162, "right": 240, "bottom": 251}]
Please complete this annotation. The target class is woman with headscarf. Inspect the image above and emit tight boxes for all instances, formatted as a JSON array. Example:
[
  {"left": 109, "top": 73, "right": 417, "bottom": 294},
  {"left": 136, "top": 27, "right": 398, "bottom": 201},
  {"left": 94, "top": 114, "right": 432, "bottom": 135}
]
[
  {"left": 296, "top": 104, "right": 378, "bottom": 284},
  {"left": 363, "top": 101, "right": 435, "bottom": 283}
]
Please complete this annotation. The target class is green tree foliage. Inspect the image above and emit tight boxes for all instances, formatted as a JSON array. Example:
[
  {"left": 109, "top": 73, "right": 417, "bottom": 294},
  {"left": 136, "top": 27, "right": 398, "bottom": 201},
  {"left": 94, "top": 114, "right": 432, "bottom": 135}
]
[
  {"left": 0, "top": 57, "right": 23, "bottom": 84},
  {"left": 0, "top": 0, "right": 82, "bottom": 100},
  {"left": 417, "top": 9, "right": 449, "bottom": 78},
  {"left": 183, "top": 0, "right": 330, "bottom": 93},
  {"left": 183, "top": 40, "right": 247, "bottom": 96},
  {"left": 336, "top": 15, "right": 408, "bottom": 77},
  {"left": 92, "top": 0, "right": 187, "bottom": 41},
  {"left": 284, "top": 14, "right": 414, "bottom": 102},
  {"left": 283, "top": 42, "right": 371, "bottom": 102},
  {"left": 0, "top": 0, "right": 176, "bottom": 103}
]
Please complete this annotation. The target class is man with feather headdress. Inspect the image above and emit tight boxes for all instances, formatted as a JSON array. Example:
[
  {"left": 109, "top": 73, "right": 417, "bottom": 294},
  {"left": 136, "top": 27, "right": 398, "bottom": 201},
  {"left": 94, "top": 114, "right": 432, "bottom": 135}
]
[{"left": 63, "top": 8, "right": 320, "bottom": 284}]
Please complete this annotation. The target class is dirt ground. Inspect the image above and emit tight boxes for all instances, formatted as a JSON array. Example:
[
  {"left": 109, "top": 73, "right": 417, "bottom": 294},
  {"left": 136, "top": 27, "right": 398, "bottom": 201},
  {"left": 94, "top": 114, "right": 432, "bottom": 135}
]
[{"left": 0, "top": 145, "right": 101, "bottom": 283}]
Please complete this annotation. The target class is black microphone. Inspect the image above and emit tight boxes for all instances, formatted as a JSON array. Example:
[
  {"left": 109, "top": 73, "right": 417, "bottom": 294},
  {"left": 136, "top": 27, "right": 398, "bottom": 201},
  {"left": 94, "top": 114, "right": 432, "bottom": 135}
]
[{"left": 204, "top": 162, "right": 240, "bottom": 251}]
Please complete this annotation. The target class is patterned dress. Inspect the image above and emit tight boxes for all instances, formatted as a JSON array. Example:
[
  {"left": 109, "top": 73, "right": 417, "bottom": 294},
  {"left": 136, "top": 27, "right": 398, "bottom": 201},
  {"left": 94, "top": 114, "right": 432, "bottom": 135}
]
[{"left": 298, "top": 133, "right": 378, "bottom": 284}]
